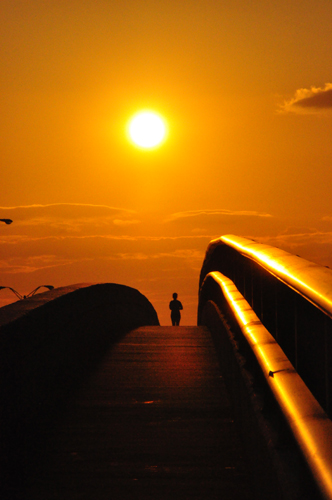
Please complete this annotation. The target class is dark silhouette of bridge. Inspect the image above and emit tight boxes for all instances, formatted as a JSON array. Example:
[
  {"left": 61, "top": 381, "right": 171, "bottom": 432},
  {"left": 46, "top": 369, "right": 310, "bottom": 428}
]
[{"left": 1, "top": 236, "right": 332, "bottom": 499}]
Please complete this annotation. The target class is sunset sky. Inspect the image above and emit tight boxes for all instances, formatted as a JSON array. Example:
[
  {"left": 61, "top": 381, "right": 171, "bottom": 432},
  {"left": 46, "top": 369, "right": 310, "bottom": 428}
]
[{"left": 1, "top": 0, "right": 332, "bottom": 324}]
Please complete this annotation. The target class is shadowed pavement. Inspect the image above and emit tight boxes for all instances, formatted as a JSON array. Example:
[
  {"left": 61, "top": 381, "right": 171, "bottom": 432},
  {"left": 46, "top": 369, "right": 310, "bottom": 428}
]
[{"left": 23, "top": 326, "right": 254, "bottom": 499}]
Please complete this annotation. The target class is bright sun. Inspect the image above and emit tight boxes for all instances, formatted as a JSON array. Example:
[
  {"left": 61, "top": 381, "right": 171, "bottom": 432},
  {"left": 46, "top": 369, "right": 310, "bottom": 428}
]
[{"left": 128, "top": 110, "right": 167, "bottom": 149}]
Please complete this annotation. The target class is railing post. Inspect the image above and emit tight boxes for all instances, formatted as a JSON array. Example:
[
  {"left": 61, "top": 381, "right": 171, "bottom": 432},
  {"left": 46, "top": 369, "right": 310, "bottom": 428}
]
[
  {"left": 260, "top": 270, "right": 264, "bottom": 323},
  {"left": 325, "top": 317, "right": 332, "bottom": 417},
  {"left": 250, "top": 260, "right": 254, "bottom": 309},
  {"left": 294, "top": 294, "right": 298, "bottom": 371},
  {"left": 275, "top": 284, "right": 279, "bottom": 342}
]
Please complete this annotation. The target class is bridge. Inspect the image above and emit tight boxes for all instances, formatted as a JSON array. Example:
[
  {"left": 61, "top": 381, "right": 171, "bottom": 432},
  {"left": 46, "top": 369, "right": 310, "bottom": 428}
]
[{"left": 1, "top": 235, "right": 332, "bottom": 499}]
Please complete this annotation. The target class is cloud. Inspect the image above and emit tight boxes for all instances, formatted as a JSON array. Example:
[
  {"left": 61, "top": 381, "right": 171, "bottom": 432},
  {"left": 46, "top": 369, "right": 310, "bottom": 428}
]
[
  {"left": 0, "top": 203, "right": 135, "bottom": 212},
  {"left": 166, "top": 209, "right": 273, "bottom": 222},
  {"left": 281, "top": 83, "right": 332, "bottom": 113},
  {"left": 254, "top": 228, "right": 332, "bottom": 268},
  {"left": 0, "top": 203, "right": 140, "bottom": 234},
  {"left": 0, "top": 234, "right": 211, "bottom": 247},
  {"left": 0, "top": 228, "right": 211, "bottom": 275},
  {"left": 0, "top": 203, "right": 136, "bottom": 222},
  {"left": 0, "top": 255, "right": 88, "bottom": 274},
  {"left": 113, "top": 219, "right": 141, "bottom": 226},
  {"left": 106, "top": 249, "right": 203, "bottom": 265},
  {"left": 259, "top": 229, "right": 332, "bottom": 247}
]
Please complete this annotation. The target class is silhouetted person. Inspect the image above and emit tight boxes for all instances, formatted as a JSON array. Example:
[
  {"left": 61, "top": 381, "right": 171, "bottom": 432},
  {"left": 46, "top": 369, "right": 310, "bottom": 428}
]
[{"left": 169, "top": 292, "right": 183, "bottom": 325}]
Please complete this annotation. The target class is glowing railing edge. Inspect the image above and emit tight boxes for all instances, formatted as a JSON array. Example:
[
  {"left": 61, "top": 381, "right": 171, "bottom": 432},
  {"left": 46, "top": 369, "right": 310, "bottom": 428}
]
[
  {"left": 206, "top": 234, "right": 332, "bottom": 318},
  {"left": 201, "top": 270, "right": 332, "bottom": 500}
]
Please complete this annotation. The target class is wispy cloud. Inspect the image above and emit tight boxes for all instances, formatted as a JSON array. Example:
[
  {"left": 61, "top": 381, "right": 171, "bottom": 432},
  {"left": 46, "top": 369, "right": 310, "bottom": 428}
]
[
  {"left": 0, "top": 203, "right": 140, "bottom": 233},
  {"left": 281, "top": 83, "right": 332, "bottom": 113},
  {"left": 0, "top": 203, "right": 135, "bottom": 212},
  {"left": 166, "top": 209, "right": 273, "bottom": 222},
  {"left": 255, "top": 228, "right": 332, "bottom": 268},
  {"left": 0, "top": 255, "right": 89, "bottom": 274},
  {"left": 258, "top": 229, "right": 332, "bottom": 246},
  {"left": 0, "top": 234, "right": 211, "bottom": 246},
  {"left": 0, "top": 244, "right": 205, "bottom": 274},
  {"left": 113, "top": 219, "right": 140, "bottom": 226},
  {"left": 107, "top": 248, "right": 203, "bottom": 262}
]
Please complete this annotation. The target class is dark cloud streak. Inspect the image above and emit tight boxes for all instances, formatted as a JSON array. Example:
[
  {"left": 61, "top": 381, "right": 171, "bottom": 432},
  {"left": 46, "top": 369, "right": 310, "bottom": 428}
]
[
  {"left": 282, "top": 83, "right": 332, "bottom": 113},
  {"left": 296, "top": 88, "right": 332, "bottom": 109}
]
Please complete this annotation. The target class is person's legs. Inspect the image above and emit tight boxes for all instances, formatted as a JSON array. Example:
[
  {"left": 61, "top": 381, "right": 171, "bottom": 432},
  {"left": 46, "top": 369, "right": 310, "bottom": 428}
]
[{"left": 172, "top": 313, "right": 180, "bottom": 326}]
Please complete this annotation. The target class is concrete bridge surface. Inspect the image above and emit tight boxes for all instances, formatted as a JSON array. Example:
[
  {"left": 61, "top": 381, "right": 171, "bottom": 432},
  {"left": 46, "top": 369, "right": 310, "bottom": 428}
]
[{"left": 22, "top": 326, "right": 254, "bottom": 500}]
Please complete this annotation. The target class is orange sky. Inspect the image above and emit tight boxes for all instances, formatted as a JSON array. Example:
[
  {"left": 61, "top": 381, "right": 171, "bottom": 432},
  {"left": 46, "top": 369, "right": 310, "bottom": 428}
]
[{"left": 1, "top": 0, "right": 332, "bottom": 324}]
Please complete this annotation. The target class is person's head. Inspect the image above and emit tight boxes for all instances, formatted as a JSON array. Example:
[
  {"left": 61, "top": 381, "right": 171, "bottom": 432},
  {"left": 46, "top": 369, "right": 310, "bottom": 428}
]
[{"left": 172, "top": 292, "right": 178, "bottom": 299}]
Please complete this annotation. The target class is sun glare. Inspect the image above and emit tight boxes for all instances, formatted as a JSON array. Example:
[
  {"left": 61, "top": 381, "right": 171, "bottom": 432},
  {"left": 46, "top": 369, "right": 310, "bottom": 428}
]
[{"left": 128, "top": 111, "right": 167, "bottom": 149}]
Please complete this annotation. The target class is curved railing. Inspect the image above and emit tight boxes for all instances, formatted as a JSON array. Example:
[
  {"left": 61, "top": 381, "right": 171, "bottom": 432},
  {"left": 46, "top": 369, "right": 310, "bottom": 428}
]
[
  {"left": 198, "top": 235, "right": 332, "bottom": 500},
  {"left": 199, "top": 234, "right": 332, "bottom": 318},
  {"left": 199, "top": 234, "right": 332, "bottom": 416}
]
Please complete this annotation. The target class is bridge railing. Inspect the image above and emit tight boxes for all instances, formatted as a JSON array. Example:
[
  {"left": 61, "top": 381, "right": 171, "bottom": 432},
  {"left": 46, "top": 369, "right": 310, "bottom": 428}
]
[
  {"left": 199, "top": 269, "right": 332, "bottom": 500},
  {"left": 198, "top": 234, "right": 332, "bottom": 417},
  {"left": 198, "top": 235, "right": 332, "bottom": 500}
]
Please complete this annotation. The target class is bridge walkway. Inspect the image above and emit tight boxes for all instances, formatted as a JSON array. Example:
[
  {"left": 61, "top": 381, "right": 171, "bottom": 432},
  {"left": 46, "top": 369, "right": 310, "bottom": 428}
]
[{"left": 25, "top": 326, "right": 255, "bottom": 499}]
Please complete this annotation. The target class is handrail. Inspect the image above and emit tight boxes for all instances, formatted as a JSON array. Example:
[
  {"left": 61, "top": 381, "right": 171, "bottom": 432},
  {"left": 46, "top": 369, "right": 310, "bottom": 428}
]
[
  {"left": 200, "top": 271, "right": 332, "bottom": 500},
  {"left": 203, "top": 234, "right": 332, "bottom": 318},
  {"left": 199, "top": 234, "right": 332, "bottom": 417}
]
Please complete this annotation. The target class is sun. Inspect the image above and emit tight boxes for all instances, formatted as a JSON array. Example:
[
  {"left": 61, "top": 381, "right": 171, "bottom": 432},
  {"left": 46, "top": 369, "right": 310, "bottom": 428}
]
[{"left": 127, "top": 110, "right": 167, "bottom": 149}]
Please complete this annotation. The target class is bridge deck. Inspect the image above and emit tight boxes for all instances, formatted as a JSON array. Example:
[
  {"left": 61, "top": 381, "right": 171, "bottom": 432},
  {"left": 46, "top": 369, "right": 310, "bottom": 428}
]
[{"left": 25, "top": 326, "right": 254, "bottom": 499}]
